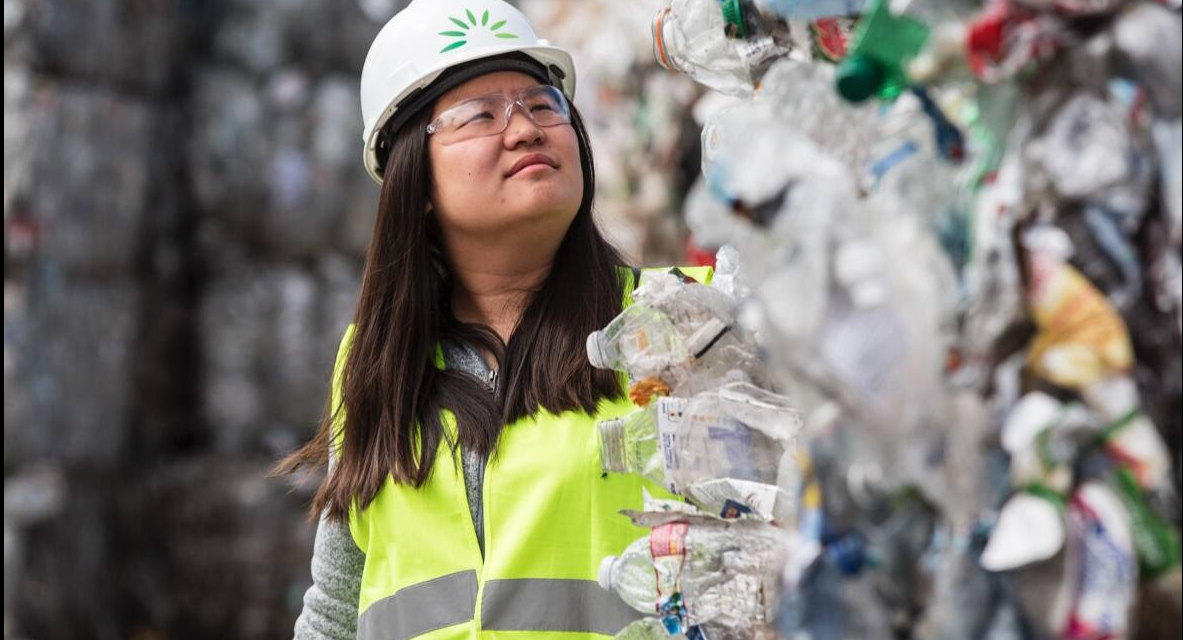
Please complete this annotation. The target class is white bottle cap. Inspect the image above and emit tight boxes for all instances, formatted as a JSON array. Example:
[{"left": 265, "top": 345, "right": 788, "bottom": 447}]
[
  {"left": 586, "top": 331, "right": 606, "bottom": 369},
  {"left": 597, "top": 556, "right": 618, "bottom": 591},
  {"left": 980, "top": 493, "right": 1065, "bottom": 572}
]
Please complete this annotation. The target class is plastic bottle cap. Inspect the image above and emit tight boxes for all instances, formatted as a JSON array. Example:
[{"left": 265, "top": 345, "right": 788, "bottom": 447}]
[
  {"left": 720, "top": 0, "right": 748, "bottom": 39},
  {"left": 586, "top": 332, "right": 605, "bottom": 369},
  {"left": 980, "top": 492, "right": 1065, "bottom": 572},
  {"left": 835, "top": 54, "right": 884, "bottom": 103},
  {"left": 597, "top": 556, "right": 617, "bottom": 591}
]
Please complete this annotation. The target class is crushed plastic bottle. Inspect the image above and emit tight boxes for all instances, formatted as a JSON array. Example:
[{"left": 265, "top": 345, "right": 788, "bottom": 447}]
[
  {"left": 671, "top": 383, "right": 803, "bottom": 518},
  {"left": 600, "top": 398, "right": 682, "bottom": 493},
  {"left": 598, "top": 521, "right": 786, "bottom": 634},
  {"left": 750, "top": 58, "right": 883, "bottom": 178},
  {"left": 587, "top": 302, "right": 697, "bottom": 379},
  {"left": 600, "top": 384, "right": 803, "bottom": 520},
  {"left": 587, "top": 268, "right": 768, "bottom": 398},
  {"left": 651, "top": 0, "right": 791, "bottom": 97}
]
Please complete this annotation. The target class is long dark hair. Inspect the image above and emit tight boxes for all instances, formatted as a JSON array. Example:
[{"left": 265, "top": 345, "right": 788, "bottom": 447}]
[{"left": 274, "top": 91, "right": 628, "bottom": 521}]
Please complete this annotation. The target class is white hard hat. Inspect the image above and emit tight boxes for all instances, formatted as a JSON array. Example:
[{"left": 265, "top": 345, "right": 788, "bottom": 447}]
[{"left": 359, "top": 0, "right": 577, "bottom": 184}]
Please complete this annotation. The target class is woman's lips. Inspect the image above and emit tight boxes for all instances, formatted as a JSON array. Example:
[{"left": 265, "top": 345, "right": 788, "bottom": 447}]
[
  {"left": 511, "top": 163, "right": 555, "bottom": 177},
  {"left": 507, "top": 153, "right": 558, "bottom": 176}
]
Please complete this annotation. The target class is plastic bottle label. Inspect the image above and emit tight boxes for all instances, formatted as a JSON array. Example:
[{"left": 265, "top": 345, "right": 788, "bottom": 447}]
[
  {"left": 649, "top": 522, "right": 690, "bottom": 558},
  {"left": 1065, "top": 484, "right": 1136, "bottom": 639},
  {"left": 657, "top": 397, "right": 689, "bottom": 493},
  {"left": 734, "top": 36, "right": 788, "bottom": 72}
]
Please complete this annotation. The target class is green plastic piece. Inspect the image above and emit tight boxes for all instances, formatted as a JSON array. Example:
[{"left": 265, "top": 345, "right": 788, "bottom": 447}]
[
  {"left": 1023, "top": 482, "right": 1067, "bottom": 511},
  {"left": 1111, "top": 468, "right": 1182, "bottom": 579},
  {"left": 836, "top": 54, "right": 885, "bottom": 103},
  {"left": 836, "top": 0, "right": 930, "bottom": 103}
]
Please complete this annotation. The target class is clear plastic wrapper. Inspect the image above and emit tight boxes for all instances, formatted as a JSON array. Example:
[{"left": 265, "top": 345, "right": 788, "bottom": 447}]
[{"left": 672, "top": 383, "right": 801, "bottom": 493}]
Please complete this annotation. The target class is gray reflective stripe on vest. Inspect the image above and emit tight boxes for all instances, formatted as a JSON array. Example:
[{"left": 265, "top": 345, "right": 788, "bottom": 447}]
[
  {"left": 357, "top": 570, "right": 477, "bottom": 640},
  {"left": 481, "top": 578, "right": 644, "bottom": 634}
]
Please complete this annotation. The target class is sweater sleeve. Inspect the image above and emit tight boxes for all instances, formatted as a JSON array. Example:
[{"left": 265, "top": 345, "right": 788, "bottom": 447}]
[
  {"left": 293, "top": 511, "right": 365, "bottom": 640},
  {"left": 295, "top": 322, "right": 364, "bottom": 640}
]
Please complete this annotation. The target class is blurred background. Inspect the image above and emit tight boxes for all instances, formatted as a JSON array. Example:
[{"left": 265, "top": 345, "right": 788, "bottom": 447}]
[
  {"left": 8, "top": 1, "right": 1183, "bottom": 639},
  {"left": 3, "top": 0, "right": 709, "bottom": 638}
]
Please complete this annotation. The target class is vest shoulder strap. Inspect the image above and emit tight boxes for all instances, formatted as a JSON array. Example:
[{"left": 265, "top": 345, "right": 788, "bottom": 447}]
[{"left": 617, "top": 263, "right": 716, "bottom": 307}]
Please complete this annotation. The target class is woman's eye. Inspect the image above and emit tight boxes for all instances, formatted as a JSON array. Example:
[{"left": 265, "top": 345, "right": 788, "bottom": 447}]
[
  {"left": 459, "top": 112, "right": 495, "bottom": 127},
  {"left": 530, "top": 104, "right": 555, "bottom": 112}
]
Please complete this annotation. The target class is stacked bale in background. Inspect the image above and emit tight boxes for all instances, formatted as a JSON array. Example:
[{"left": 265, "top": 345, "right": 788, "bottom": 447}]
[
  {"left": 3, "top": 0, "right": 392, "bottom": 637},
  {"left": 5, "top": 1, "right": 188, "bottom": 636},
  {"left": 3, "top": 0, "right": 702, "bottom": 636}
]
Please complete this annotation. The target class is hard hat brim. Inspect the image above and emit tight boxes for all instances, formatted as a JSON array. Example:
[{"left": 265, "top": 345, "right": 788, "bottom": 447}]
[{"left": 362, "top": 43, "right": 577, "bottom": 185}]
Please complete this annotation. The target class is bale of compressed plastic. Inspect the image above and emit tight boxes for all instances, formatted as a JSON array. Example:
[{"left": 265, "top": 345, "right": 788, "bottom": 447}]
[
  {"left": 13, "top": 466, "right": 121, "bottom": 638},
  {"left": 200, "top": 258, "right": 361, "bottom": 455},
  {"left": 4, "top": 64, "right": 35, "bottom": 231},
  {"left": 21, "top": 0, "right": 193, "bottom": 96},
  {"left": 200, "top": 267, "right": 276, "bottom": 455},
  {"left": 19, "top": 81, "right": 158, "bottom": 276},
  {"left": 190, "top": 69, "right": 375, "bottom": 260},
  {"left": 212, "top": 0, "right": 395, "bottom": 74},
  {"left": 108, "top": 454, "right": 318, "bottom": 638},
  {"left": 5, "top": 280, "right": 139, "bottom": 467},
  {"left": 4, "top": 280, "right": 35, "bottom": 471}
]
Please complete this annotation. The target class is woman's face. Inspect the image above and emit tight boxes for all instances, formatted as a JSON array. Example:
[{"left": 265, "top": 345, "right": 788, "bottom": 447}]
[{"left": 427, "top": 71, "right": 583, "bottom": 239}]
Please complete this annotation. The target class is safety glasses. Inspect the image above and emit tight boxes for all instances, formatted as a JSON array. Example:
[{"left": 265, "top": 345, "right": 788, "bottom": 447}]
[{"left": 425, "top": 85, "right": 571, "bottom": 145}]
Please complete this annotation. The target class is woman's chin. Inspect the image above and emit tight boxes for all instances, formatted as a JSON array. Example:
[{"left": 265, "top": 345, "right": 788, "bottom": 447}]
[{"left": 505, "top": 185, "right": 580, "bottom": 219}]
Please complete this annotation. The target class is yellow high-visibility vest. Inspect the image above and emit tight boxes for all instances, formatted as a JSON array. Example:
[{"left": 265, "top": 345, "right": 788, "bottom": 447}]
[{"left": 331, "top": 266, "right": 714, "bottom": 640}]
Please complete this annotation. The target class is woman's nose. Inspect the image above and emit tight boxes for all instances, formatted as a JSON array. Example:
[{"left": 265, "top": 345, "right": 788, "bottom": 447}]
[{"left": 502, "top": 102, "right": 544, "bottom": 148}]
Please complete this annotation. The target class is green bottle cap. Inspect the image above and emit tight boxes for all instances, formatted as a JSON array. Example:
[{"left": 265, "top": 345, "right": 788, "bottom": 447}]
[
  {"left": 720, "top": 0, "right": 748, "bottom": 39},
  {"left": 835, "top": 53, "right": 884, "bottom": 103}
]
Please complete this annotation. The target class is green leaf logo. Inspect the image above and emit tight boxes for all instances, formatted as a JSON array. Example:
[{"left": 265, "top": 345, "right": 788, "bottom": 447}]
[{"left": 438, "top": 8, "right": 519, "bottom": 53}]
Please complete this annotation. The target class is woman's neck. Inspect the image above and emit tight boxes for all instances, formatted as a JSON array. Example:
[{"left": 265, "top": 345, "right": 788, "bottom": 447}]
[{"left": 448, "top": 251, "right": 554, "bottom": 346}]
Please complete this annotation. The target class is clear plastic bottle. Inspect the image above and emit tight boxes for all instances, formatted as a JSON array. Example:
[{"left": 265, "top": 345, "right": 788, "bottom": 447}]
[
  {"left": 598, "top": 522, "right": 786, "bottom": 629},
  {"left": 600, "top": 384, "right": 802, "bottom": 519},
  {"left": 587, "top": 271, "right": 761, "bottom": 392},
  {"left": 585, "top": 303, "right": 693, "bottom": 378},
  {"left": 651, "top": 0, "right": 790, "bottom": 97},
  {"left": 599, "top": 401, "right": 666, "bottom": 487}
]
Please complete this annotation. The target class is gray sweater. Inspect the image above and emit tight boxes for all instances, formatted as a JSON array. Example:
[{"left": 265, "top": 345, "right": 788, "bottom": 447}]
[{"left": 292, "top": 340, "right": 494, "bottom": 640}]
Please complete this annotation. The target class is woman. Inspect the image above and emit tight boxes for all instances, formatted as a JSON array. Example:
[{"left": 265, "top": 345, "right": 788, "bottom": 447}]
[{"left": 279, "top": 1, "right": 710, "bottom": 639}]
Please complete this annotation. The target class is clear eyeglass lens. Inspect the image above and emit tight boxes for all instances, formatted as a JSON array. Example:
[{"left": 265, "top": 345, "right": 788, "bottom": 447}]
[{"left": 428, "top": 85, "right": 570, "bottom": 144}]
